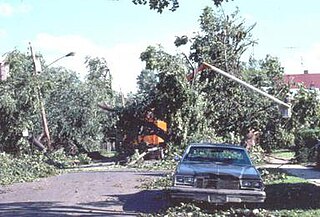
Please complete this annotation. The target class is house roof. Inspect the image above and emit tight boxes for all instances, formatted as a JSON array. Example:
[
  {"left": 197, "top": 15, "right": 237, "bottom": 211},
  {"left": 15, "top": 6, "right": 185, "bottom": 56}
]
[{"left": 284, "top": 73, "right": 320, "bottom": 89}]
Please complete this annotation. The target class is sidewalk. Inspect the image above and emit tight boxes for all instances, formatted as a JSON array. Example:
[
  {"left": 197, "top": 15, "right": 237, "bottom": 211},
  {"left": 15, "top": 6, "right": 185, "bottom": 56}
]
[{"left": 260, "top": 156, "right": 320, "bottom": 186}]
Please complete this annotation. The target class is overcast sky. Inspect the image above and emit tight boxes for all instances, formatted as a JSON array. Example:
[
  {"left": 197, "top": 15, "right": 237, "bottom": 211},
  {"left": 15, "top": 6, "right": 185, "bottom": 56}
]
[{"left": 1, "top": 0, "right": 320, "bottom": 93}]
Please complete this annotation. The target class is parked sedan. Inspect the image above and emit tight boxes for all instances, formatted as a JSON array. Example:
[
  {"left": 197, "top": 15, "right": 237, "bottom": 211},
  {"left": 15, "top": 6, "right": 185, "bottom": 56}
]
[{"left": 170, "top": 143, "right": 266, "bottom": 204}]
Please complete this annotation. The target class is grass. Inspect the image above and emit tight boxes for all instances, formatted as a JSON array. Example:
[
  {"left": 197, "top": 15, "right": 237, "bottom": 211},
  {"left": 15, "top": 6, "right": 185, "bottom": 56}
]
[
  {"left": 98, "top": 149, "right": 118, "bottom": 158},
  {"left": 272, "top": 149, "right": 295, "bottom": 160},
  {"left": 261, "top": 168, "right": 320, "bottom": 216}
]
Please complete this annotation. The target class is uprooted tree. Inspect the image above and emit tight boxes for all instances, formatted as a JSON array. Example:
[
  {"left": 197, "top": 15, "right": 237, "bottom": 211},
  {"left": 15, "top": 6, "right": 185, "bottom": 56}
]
[
  {"left": 115, "top": 6, "right": 292, "bottom": 156},
  {"left": 0, "top": 51, "right": 117, "bottom": 155},
  {"left": 2, "top": 5, "right": 318, "bottom": 164}
]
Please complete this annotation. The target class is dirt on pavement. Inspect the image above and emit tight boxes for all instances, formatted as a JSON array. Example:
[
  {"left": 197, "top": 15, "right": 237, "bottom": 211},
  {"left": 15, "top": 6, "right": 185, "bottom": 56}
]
[{"left": 0, "top": 168, "right": 170, "bottom": 217}]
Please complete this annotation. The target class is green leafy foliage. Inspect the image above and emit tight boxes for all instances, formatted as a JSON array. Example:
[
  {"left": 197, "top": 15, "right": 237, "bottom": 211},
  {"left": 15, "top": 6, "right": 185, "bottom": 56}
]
[
  {"left": 137, "top": 173, "right": 172, "bottom": 190},
  {"left": 140, "top": 204, "right": 273, "bottom": 217},
  {"left": 293, "top": 128, "right": 320, "bottom": 162},
  {"left": 139, "top": 45, "right": 223, "bottom": 148},
  {"left": 191, "top": 7, "right": 256, "bottom": 72},
  {"left": 122, "top": 7, "right": 290, "bottom": 155},
  {"left": 45, "top": 57, "right": 115, "bottom": 153},
  {"left": 285, "top": 88, "right": 320, "bottom": 163},
  {"left": 0, "top": 51, "right": 40, "bottom": 154},
  {"left": 0, "top": 152, "right": 57, "bottom": 185},
  {"left": 194, "top": 19, "right": 288, "bottom": 149},
  {"left": 0, "top": 51, "right": 116, "bottom": 155},
  {"left": 132, "top": 0, "right": 231, "bottom": 13},
  {"left": 259, "top": 168, "right": 288, "bottom": 185},
  {"left": 247, "top": 144, "right": 265, "bottom": 165},
  {"left": 246, "top": 56, "right": 293, "bottom": 152},
  {"left": 0, "top": 51, "right": 117, "bottom": 183},
  {"left": 137, "top": 69, "right": 157, "bottom": 96},
  {"left": 289, "top": 88, "right": 320, "bottom": 131},
  {"left": 49, "top": 149, "right": 92, "bottom": 168}
]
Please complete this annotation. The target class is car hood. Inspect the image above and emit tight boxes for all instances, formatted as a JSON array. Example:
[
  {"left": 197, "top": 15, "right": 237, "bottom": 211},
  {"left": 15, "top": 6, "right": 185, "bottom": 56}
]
[{"left": 176, "top": 162, "right": 260, "bottom": 179}]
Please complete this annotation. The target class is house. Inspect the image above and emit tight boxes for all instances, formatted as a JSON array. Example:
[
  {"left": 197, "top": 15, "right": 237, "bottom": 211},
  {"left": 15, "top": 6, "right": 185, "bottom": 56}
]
[{"left": 284, "top": 70, "right": 320, "bottom": 93}]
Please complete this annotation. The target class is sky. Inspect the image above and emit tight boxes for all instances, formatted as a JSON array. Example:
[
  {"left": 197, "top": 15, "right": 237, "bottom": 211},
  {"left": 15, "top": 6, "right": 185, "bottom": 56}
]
[{"left": 1, "top": 0, "right": 320, "bottom": 93}]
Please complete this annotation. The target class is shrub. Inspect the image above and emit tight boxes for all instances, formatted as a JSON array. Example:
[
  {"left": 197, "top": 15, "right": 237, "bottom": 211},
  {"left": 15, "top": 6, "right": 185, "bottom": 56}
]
[
  {"left": 294, "top": 128, "right": 320, "bottom": 162},
  {"left": 248, "top": 144, "right": 265, "bottom": 165}
]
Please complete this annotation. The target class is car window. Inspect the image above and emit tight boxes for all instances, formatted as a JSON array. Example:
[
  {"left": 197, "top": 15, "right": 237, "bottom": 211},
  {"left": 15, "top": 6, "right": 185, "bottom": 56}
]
[{"left": 183, "top": 146, "right": 251, "bottom": 165}]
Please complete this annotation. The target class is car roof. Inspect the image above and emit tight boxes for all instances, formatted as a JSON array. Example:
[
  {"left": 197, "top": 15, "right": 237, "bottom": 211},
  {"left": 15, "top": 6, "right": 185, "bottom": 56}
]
[{"left": 188, "top": 142, "right": 247, "bottom": 151}]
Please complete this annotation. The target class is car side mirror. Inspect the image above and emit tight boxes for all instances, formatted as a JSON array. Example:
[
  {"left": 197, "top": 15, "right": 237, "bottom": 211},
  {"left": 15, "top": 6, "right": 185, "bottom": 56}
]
[{"left": 174, "top": 155, "right": 181, "bottom": 162}]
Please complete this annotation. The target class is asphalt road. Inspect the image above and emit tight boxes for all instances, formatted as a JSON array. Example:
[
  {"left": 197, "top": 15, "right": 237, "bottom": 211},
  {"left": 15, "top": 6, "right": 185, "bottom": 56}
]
[{"left": 0, "top": 169, "right": 169, "bottom": 216}]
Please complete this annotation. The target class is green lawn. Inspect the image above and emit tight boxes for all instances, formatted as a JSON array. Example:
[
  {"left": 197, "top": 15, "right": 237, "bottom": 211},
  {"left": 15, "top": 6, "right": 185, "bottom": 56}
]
[
  {"left": 261, "top": 168, "right": 320, "bottom": 216},
  {"left": 271, "top": 149, "right": 295, "bottom": 160}
]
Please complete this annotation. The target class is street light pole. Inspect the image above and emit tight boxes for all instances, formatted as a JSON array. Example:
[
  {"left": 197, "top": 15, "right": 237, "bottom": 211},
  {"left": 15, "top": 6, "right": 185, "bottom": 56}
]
[
  {"left": 29, "top": 42, "right": 75, "bottom": 150},
  {"left": 47, "top": 52, "right": 75, "bottom": 67},
  {"left": 202, "top": 62, "right": 291, "bottom": 108},
  {"left": 201, "top": 62, "right": 291, "bottom": 117}
]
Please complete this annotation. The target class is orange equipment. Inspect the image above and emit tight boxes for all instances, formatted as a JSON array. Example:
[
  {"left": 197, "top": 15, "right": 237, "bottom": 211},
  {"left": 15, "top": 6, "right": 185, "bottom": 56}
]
[{"left": 138, "top": 120, "right": 167, "bottom": 145}]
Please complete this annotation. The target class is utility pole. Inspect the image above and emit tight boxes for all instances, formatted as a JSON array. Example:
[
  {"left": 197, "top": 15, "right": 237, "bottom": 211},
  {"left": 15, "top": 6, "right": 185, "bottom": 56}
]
[
  {"left": 29, "top": 43, "right": 75, "bottom": 150},
  {"left": 29, "top": 42, "right": 52, "bottom": 149}
]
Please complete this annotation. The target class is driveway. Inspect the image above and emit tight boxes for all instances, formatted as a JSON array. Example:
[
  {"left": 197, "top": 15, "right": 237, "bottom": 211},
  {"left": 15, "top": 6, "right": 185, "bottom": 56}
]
[{"left": 0, "top": 169, "right": 169, "bottom": 216}]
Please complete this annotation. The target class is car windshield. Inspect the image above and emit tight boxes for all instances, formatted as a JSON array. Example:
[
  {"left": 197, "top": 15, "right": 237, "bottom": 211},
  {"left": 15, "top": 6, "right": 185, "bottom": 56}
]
[{"left": 183, "top": 146, "right": 251, "bottom": 165}]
